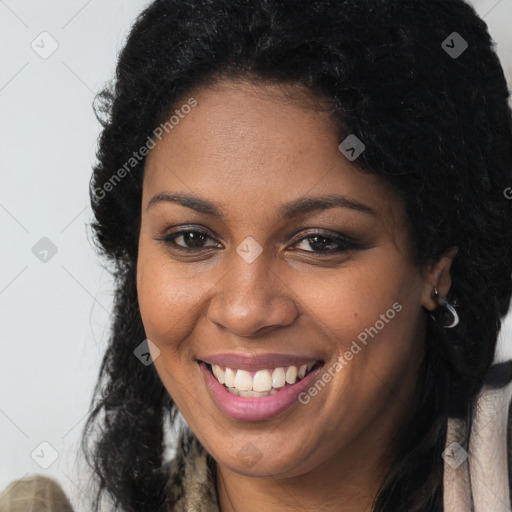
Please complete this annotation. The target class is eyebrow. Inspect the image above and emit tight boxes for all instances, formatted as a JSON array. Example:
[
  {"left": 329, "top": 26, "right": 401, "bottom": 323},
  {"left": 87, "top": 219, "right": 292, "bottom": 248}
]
[{"left": 147, "top": 192, "right": 376, "bottom": 218}]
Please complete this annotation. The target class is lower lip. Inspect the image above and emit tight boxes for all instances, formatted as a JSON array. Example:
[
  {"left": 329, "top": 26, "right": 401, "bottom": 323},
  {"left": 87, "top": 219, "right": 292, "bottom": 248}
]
[{"left": 199, "top": 361, "right": 325, "bottom": 422}]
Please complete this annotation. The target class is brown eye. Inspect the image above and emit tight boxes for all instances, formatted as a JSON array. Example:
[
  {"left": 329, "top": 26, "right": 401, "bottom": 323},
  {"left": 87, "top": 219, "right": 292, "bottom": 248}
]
[
  {"left": 291, "top": 231, "right": 360, "bottom": 254},
  {"left": 300, "top": 235, "right": 338, "bottom": 252},
  {"left": 161, "top": 229, "right": 221, "bottom": 251}
]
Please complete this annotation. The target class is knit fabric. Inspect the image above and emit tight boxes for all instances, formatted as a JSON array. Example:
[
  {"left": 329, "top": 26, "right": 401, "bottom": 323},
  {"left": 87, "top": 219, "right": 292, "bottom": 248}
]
[
  {"left": 444, "top": 360, "right": 512, "bottom": 512},
  {"left": 162, "top": 429, "right": 220, "bottom": 512},
  {"left": 0, "top": 476, "right": 74, "bottom": 512}
]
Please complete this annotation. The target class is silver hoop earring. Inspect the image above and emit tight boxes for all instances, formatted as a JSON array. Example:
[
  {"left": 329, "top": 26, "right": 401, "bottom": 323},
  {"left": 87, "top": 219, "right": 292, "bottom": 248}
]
[
  {"left": 439, "top": 298, "right": 459, "bottom": 328},
  {"left": 430, "top": 287, "right": 459, "bottom": 328}
]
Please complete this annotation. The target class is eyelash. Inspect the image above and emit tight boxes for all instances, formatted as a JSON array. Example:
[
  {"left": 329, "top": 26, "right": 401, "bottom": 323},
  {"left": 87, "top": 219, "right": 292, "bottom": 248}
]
[{"left": 156, "top": 227, "right": 360, "bottom": 255}]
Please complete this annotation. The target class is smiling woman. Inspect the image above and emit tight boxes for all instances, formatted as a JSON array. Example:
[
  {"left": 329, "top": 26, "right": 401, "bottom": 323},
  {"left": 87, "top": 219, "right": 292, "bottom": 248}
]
[{"left": 39, "top": 0, "right": 512, "bottom": 511}]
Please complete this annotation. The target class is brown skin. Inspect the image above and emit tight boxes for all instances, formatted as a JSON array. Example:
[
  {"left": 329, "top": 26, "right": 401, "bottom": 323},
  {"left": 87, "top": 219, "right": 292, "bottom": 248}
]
[{"left": 136, "top": 79, "right": 457, "bottom": 512}]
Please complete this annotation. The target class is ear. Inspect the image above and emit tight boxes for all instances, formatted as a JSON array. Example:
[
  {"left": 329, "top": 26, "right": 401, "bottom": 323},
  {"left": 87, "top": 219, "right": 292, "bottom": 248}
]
[{"left": 421, "top": 246, "right": 458, "bottom": 311}]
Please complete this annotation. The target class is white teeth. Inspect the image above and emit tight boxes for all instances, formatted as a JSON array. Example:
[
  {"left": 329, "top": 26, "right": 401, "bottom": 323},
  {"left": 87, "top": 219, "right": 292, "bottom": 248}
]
[
  {"left": 253, "top": 369, "right": 272, "bottom": 392},
  {"left": 224, "top": 367, "right": 236, "bottom": 387},
  {"left": 271, "top": 367, "right": 286, "bottom": 388},
  {"left": 239, "top": 390, "right": 271, "bottom": 397},
  {"left": 208, "top": 361, "right": 319, "bottom": 396},
  {"left": 285, "top": 365, "right": 298, "bottom": 384},
  {"left": 212, "top": 364, "right": 225, "bottom": 384},
  {"left": 233, "top": 369, "right": 253, "bottom": 391}
]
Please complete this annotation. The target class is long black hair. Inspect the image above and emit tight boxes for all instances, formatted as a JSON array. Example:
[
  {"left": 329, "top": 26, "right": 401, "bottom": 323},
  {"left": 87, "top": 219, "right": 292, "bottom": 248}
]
[{"left": 82, "top": 1, "right": 512, "bottom": 510}]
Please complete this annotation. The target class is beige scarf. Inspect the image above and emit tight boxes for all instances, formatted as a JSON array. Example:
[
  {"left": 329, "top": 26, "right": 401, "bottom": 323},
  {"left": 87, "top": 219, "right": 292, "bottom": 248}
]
[{"left": 444, "top": 362, "right": 512, "bottom": 512}]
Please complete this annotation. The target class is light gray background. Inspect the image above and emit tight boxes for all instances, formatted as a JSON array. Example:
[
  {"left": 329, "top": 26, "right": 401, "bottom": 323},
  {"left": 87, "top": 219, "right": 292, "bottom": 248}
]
[{"left": 1, "top": 1, "right": 511, "bottom": 510}]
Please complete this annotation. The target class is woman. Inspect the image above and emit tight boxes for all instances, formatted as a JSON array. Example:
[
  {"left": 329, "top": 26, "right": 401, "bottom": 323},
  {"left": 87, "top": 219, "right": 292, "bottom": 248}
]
[
  {"left": 82, "top": 0, "right": 512, "bottom": 510},
  {"left": 2, "top": 0, "right": 511, "bottom": 511}
]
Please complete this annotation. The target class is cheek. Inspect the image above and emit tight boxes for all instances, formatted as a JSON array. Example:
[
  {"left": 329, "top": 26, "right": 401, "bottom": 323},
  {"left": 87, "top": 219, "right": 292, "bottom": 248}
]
[
  {"left": 295, "top": 258, "right": 425, "bottom": 417},
  {"left": 302, "top": 268, "right": 423, "bottom": 429},
  {"left": 136, "top": 248, "right": 208, "bottom": 416},
  {"left": 291, "top": 255, "right": 421, "bottom": 347},
  {"left": 136, "top": 246, "right": 204, "bottom": 349}
]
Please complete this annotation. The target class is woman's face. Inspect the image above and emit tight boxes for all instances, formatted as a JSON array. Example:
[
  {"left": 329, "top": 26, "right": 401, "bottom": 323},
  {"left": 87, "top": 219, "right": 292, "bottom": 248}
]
[{"left": 137, "top": 80, "right": 442, "bottom": 480}]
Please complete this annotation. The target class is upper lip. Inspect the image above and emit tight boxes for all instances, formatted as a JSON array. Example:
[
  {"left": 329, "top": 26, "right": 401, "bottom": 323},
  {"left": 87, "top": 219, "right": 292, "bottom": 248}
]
[{"left": 198, "top": 353, "right": 324, "bottom": 371}]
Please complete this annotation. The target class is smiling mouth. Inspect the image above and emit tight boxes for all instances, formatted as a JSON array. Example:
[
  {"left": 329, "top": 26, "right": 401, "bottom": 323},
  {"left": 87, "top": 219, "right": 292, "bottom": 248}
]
[{"left": 201, "top": 360, "right": 324, "bottom": 397}]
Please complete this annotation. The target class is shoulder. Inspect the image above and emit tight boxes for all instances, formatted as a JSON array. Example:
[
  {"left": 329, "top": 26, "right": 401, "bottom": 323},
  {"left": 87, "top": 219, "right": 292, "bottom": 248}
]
[
  {"left": 443, "top": 360, "right": 512, "bottom": 512},
  {"left": 0, "top": 475, "right": 74, "bottom": 511},
  {"left": 481, "top": 360, "right": 512, "bottom": 505},
  {"left": 508, "top": 388, "right": 512, "bottom": 502}
]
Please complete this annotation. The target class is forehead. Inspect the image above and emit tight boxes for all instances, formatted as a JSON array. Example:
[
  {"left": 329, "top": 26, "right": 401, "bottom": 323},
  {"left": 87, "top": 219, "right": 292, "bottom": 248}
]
[{"left": 143, "top": 79, "right": 403, "bottom": 228}]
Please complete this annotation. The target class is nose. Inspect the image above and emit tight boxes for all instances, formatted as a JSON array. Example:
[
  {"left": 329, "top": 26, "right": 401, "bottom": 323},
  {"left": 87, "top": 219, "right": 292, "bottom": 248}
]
[{"left": 206, "top": 248, "right": 299, "bottom": 338}]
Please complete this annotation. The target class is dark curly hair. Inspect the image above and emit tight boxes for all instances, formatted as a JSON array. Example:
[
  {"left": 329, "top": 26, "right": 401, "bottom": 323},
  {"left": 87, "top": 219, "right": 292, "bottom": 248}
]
[{"left": 82, "top": 0, "right": 512, "bottom": 510}]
